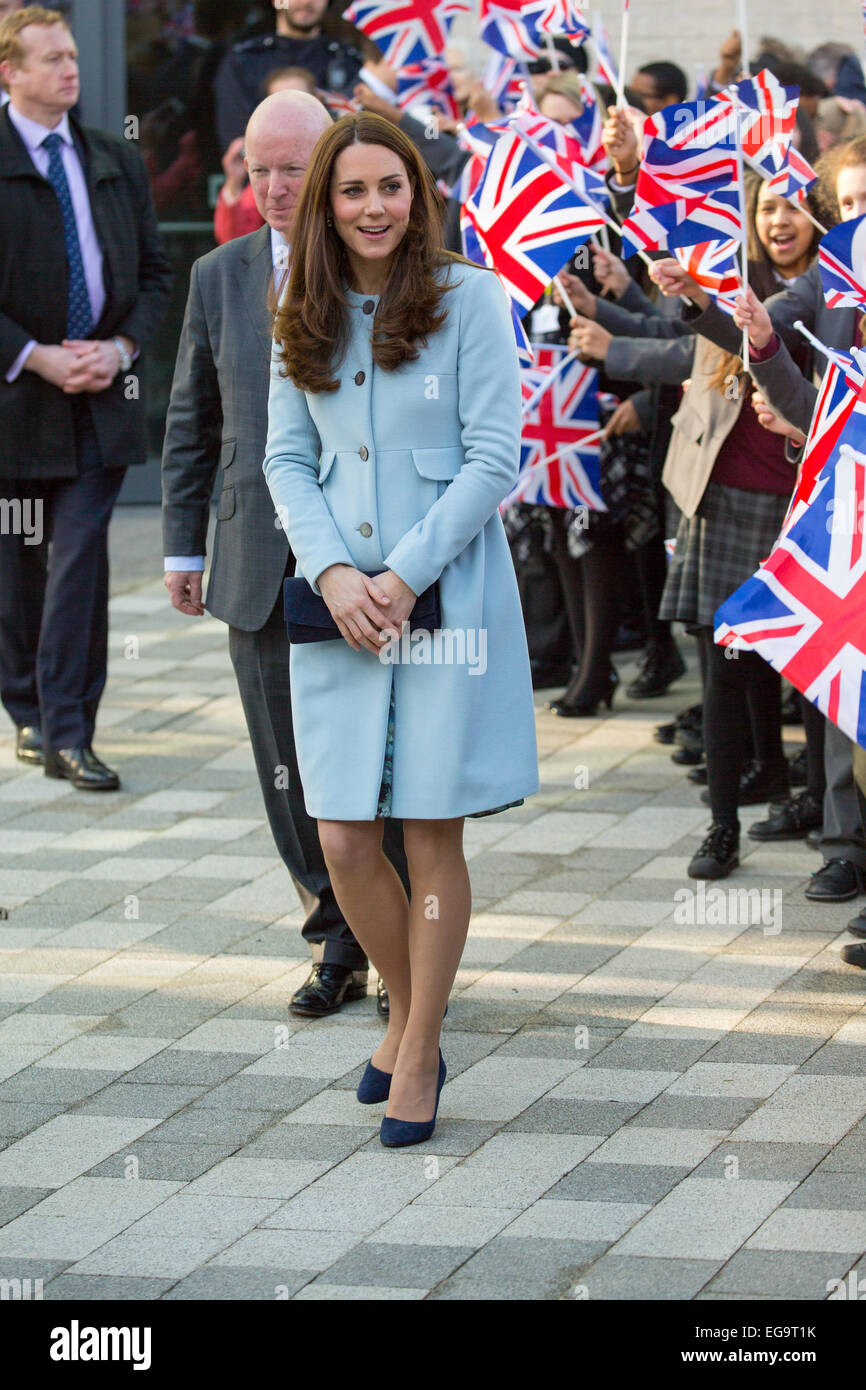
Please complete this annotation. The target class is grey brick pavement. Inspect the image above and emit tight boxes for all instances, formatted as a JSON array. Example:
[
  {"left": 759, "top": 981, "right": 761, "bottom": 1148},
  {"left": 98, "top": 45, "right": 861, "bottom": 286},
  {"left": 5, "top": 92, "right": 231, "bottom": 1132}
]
[{"left": 0, "top": 508, "right": 865, "bottom": 1300}]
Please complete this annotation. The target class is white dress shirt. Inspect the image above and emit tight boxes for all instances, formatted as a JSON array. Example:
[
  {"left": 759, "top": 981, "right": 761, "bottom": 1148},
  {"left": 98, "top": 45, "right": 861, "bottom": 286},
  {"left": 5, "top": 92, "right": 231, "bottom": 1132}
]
[
  {"left": 165, "top": 226, "right": 289, "bottom": 573},
  {"left": 5, "top": 103, "right": 106, "bottom": 382}
]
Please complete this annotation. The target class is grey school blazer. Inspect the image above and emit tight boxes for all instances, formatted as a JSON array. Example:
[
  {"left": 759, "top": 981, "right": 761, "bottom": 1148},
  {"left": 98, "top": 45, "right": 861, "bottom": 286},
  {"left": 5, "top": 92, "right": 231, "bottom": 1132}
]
[{"left": 161, "top": 224, "right": 290, "bottom": 632}]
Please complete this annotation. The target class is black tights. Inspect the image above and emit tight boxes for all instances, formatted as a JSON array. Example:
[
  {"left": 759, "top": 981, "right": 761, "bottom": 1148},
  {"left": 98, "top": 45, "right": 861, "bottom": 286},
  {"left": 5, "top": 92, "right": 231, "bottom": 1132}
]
[
  {"left": 699, "top": 627, "right": 786, "bottom": 825},
  {"left": 549, "top": 520, "right": 630, "bottom": 704},
  {"left": 800, "top": 695, "right": 826, "bottom": 801}
]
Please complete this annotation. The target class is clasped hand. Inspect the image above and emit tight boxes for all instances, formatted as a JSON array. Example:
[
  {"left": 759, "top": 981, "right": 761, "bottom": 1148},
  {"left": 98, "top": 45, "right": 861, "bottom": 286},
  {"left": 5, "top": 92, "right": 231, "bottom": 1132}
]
[{"left": 317, "top": 564, "right": 418, "bottom": 655}]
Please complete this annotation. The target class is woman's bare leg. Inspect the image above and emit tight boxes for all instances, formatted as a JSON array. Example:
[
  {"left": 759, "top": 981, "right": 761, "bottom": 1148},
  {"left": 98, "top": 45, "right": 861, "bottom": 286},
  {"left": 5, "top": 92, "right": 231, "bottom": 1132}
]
[
  {"left": 317, "top": 818, "right": 411, "bottom": 1072},
  {"left": 386, "top": 817, "right": 470, "bottom": 1122}
]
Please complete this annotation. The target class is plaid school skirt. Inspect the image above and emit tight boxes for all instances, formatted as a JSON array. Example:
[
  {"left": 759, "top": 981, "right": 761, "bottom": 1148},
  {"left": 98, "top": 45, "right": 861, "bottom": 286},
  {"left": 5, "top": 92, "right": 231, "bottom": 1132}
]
[{"left": 659, "top": 481, "right": 791, "bottom": 630}]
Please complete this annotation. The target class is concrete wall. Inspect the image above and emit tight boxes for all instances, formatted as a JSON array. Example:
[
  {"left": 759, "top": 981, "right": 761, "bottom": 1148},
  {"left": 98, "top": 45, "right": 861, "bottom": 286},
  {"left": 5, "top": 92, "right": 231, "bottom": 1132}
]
[{"left": 451, "top": 2, "right": 864, "bottom": 97}]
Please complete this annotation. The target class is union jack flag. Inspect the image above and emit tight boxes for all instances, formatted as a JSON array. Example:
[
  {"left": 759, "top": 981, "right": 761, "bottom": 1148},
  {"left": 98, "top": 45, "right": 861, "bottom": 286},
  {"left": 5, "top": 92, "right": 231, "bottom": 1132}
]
[
  {"left": 819, "top": 214, "right": 866, "bottom": 311},
  {"left": 712, "top": 70, "right": 799, "bottom": 181},
  {"left": 780, "top": 350, "right": 866, "bottom": 535},
  {"left": 342, "top": 0, "right": 470, "bottom": 67},
  {"left": 396, "top": 60, "right": 460, "bottom": 118},
  {"left": 673, "top": 239, "right": 743, "bottom": 316},
  {"left": 478, "top": 52, "right": 523, "bottom": 111},
  {"left": 571, "top": 76, "right": 607, "bottom": 169},
  {"left": 765, "top": 145, "right": 818, "bottom": 204},
  {"left": 316, "top": 88, "right": 359, "bottom": 116},
  {"left": 536, "top": 0, "right": 591, "bottom": 40},
  {"left": 715, "top": 407, "right": 866, "bottom": 747},
  {"left": 461, "top": 128, "right": 606, "bottom": 312},
  {"left": 507, "top": 108, "right": 610, "bottom": 204},
  {"left": 509, "top": 346, "right": 606, "bottom": 508},
  {"left": 479, "top": 0, "right": 544, "bottom": 58},
  {"left": 620, "top": 101, "right": 744, "bottom": 258}
]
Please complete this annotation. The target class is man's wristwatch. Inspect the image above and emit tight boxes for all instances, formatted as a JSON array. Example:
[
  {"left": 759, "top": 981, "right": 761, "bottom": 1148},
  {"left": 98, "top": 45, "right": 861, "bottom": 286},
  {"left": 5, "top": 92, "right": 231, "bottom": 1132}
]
[{"left": 112, "top": 337, "right": 133, "bottom": 374}]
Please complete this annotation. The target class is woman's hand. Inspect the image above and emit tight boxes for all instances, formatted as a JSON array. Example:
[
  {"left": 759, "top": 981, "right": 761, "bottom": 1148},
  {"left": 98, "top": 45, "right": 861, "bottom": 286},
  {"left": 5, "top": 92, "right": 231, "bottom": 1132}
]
[
  {"left": 733, "top": 286, "right": 774, "bottom": 351},
  {"left": 648, "top": 258, "right": 709, "bottom": 308},
  {"left": 751, "top": 391, "right": 806, "bottom": 446},
  {"left": 467, "top": 81, "right": 500, "bottom": 123},
  {"left": 371, "top": 569, "right": 418, "bottom": 635},
  {"left": 604, "top": 398, "right": 642, "bottom": 436},
  {"left": 552, "top": 270, "right": 596, "bottom": 318},
  {"left": 592, "top": 247, "right": 631, "bottom": 299},
  {"left": 569, "top": 314, "right": 613, "bottom": 363},
  {"left": 602, "top": 105, "right": 639, "bottom": 182},
  {"left": 317, "top": 564, "right": 398, "bottom": 654}
]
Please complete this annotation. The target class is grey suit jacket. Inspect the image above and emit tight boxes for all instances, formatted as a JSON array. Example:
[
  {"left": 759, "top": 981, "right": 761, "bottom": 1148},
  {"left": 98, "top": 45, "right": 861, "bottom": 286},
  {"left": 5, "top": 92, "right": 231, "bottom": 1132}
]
[
  {"left": 686, "top": 265, "right": 859, "bottom": 438},
  {"left": 161, "top": 224, "right": 290, "bottom": 632}
]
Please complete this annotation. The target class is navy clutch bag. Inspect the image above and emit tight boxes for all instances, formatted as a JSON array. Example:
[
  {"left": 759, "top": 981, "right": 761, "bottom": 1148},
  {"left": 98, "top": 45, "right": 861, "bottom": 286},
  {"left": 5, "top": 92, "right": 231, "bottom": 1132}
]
[{"left": 283, "top": 571, "right": 441, "bottom": 644}]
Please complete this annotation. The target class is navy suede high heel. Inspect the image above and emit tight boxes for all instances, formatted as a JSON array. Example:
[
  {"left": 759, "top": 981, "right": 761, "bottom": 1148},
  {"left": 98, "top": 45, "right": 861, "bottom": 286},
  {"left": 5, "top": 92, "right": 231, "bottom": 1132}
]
[
  {"left": 379, "top": 1050, "right": 446, "bottom": 1148},
  {"left": 356, "top": 1005, "right": 448, "bottom": 1105},
  {"left": 356, "top": 1059, "right": 392, "bottom": 1104}
]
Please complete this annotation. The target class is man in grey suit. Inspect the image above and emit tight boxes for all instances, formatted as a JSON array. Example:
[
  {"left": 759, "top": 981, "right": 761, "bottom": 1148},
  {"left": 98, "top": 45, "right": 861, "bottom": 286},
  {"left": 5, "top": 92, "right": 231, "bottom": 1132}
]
[{"left": 162, "top": 90, "right": 410, "bottom": 1017}]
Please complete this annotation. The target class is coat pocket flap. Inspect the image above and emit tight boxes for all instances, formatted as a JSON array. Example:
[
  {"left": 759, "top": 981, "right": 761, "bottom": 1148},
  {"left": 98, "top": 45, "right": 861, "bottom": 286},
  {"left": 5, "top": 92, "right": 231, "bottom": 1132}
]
[
  {"left": 410, "top": 445, "right": 464, "bottom": 479},
  {"left": 220, "top": 437, "right": 237, "bottom": 468},
  {"left": 217, "top": 485, "right": 235, "bottom": 520},
  {"left": 317, "top": 450, "right": 337, "bottom": 484},
  {"left": 670, "top": 401, "right": 706, "bottom": 445}
]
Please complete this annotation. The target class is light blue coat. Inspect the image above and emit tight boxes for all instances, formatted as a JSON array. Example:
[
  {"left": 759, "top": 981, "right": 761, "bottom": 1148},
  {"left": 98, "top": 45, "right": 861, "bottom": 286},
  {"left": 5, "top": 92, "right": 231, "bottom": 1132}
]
[{"left": 263, "top": 259, "right": 539, "bottom": 820}]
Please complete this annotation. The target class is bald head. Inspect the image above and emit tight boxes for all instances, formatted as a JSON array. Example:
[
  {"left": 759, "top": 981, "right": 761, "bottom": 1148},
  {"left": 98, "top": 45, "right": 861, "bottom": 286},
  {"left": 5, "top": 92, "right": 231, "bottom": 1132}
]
[{"left": 244, "top": 90, "right": 332, "bottom": 238}]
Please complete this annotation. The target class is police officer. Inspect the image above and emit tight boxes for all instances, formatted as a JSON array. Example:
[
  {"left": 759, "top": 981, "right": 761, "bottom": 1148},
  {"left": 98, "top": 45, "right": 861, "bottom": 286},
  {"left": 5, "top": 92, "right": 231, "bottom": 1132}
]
[{"left": 214, "top": 0, "right": 363, "bottom": 151}]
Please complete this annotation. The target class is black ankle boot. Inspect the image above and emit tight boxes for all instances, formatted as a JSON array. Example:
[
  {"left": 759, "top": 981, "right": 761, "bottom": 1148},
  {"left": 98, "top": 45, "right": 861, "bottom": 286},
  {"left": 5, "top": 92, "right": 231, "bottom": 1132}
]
[{"left": 688, "top": 822, "right": 740, "bottom": 880}]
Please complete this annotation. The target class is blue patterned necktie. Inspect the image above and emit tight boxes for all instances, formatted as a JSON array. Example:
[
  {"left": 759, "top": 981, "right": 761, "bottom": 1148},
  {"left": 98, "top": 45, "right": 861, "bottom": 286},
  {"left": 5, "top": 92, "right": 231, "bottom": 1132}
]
[{"left": 41, "top": 131, "right": 92, "bottom": 339}]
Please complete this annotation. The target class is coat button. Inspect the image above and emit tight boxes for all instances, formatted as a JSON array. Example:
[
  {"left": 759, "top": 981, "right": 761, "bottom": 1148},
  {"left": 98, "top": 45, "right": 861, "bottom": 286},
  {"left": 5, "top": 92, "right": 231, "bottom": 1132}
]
[
  {"left": 354, "top": 370, "right": 365, "bottom": 385},
  {"left": 362, "top": 299, "right": 375, "bottom": 314},
  {"left": 359, "top": 445, "right": 369, "bottom": 460},
  {"left": 359, "top": 522, "right": 373, "bottom": 537}
]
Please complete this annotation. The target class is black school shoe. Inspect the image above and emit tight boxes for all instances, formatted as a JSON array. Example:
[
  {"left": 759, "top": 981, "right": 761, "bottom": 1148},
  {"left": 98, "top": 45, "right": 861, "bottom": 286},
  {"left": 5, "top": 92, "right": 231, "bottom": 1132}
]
[
  {"left": 841, "top": 943, "right": 866, "bottom": 968},
  {"left": 688, "top": 822, "right": 740, "bottom": 880},
  {"left": 290, "top": 964, "right": 368, "bottom": 1017},
  {"left": 804, "top": 859, "right": 866, "bottom": 903},
  {"left": 700, "top": 759, "right": 789, "bottom": 808},
  {"left": 627, "top": 643, "right": 687, "bottom": 699},
  {"left": 788, "top": 747, "right": 808, "bottom": 787},
  {"left": 748, "top": 791, "right": 823, "bottom": 842}
]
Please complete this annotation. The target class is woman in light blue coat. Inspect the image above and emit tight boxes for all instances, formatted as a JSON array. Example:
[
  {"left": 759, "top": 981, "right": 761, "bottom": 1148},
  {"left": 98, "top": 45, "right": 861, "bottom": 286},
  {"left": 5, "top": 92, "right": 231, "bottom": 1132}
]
[{"left": 263, "top": 113, "right": 538, "bottom": 1146}]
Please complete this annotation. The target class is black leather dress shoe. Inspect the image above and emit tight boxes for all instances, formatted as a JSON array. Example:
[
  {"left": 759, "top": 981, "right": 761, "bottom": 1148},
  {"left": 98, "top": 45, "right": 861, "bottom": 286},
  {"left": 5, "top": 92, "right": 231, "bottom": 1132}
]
[
  {"left": 44, "top": 746, "right": 119, "bottom": 791},
  {"left": 804, "top": 859, "right": 865, "bottom": 903},
  {"left": 626, "top": 642, "right": 686, "bottom": 699},
  {"left": 376, "top": 976, "right": 389, "bottom": 1018},
  {"left": 748, "top": 791, "right": 823, "bottom": 841},
  {"left": 841, "top": 942, "right": 866, "bottom": 968},
  {"left": 847, "top": 906, "right": 866, "bottom": 939},
  {"left": 700, "top": 760, "right": 788, "bottom": 808},
  {"left": 16, "top": 725, "right": 43, "bottom": 765},
  {"left": 290, "top": 963, "right": 368, "bottom": 1017}
]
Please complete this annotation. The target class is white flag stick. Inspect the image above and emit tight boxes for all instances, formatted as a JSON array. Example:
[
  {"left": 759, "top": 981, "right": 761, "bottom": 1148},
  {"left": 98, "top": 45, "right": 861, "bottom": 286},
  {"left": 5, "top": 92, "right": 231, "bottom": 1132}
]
[
  {"left": 792, "top": 200, "right": 827, "bottom": 235},
  {"left": 521, "top": 348, "right": 579, "bottom": 417},
  {"left": 553, "top": 273, "right": 579, "bottom": 318},
  {"left": 615, "top": 0, "right": 630, "bottom": 109},
  {"left": 793, "top": 319, "right": 855, "bottom": 371},
  {"left": 736, "top": 0, "right": 750, "bottom": 80},
  {"left": 731, "top": 86, "right": 750, "bottom": 371},
  {"left": 506, "top": 431, "right": 608, "bottom": 503},
  {"left": 544, "top": 33, "right": 561, "bottom": 71}
]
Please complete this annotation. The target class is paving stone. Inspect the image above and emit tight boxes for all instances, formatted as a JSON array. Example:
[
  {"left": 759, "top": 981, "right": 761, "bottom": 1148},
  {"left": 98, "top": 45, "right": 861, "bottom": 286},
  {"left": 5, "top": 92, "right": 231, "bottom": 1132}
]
[
  {"left": 42, "top": 1274, "right": 176, "bottom": 1299},
  {"left": 427, "top": 1237, "right": 609, "bottom": 1300},
  {"left": 690, "top": 1142, "right": 831, "bottom": 1182},
  {"left": 578, "top": 1254, "right": 723, "bottom": 1300},
  {"left": 322, "top": 1241, "right": 474, "bottom": 1287},
  {"left": 705, "top": 1249, "right": 855, "bottom": 1298},
  {"left": 504, "top": 1097, "right": 642, "bottom": 1135},
  {"left": 746, "top": 1208, "right": 866, "bottom": 1253},
  {"left": 630, "top": 1094, "right": 760, "bottom": 1130},
  {"left": 293, "top": 1280, "right": 426, "bottom": 1300},
  {"left": 124, "top": 1051, "right": 255, "bottom": 1085},
  {"left": 163, "top": 1267, "right": 314, "bottom": 1300},
  {"left": 210, "top": 1228, "right": 363, "bottom": 1271},
  {"left": 614, "top": 1178, "right": 798, "bottom": 1259},
  {"left": 86, "top": 1142, "right": 242, "bottom": 1182},
  {"left": 188, "top": 1075, "right": 326, "bottom": 1114},
  {"left": 371, "top": 1204, "right": 519, "bottom": 1248},
  {"left": 0, "top": 1186, "right": 53, "bottom": 1224},
  {"left": 70, "top": 1083, "right": 206, "bottom": 1118},
  {"left": 237, "top": 1124, "right": 374, "bottom": 1164},
  {"left": 139, "top": 1109, "right": 275, "bottom": 1147},
  {"left": 545, "top": 1164, "right": 691, "bottom": 1204}
]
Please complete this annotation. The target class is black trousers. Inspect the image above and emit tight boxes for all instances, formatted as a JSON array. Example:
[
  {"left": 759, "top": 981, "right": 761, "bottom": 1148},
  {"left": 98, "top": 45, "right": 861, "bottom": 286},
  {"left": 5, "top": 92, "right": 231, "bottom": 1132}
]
[
  {"left": 228, "top": 594, "right": 411, "bottom": 971},
  {"left": 0, "top": 399, "right": 125, "bottom": 750},
  {"left": 699, "top": 627, "right": 786, "bottom": 824}
]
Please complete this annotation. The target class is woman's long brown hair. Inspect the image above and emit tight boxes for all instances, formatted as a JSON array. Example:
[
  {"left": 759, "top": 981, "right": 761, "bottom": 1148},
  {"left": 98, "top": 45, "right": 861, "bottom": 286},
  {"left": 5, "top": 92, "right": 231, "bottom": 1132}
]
[
  {"left": 273, "top": 112, "right": 470, "bottom": 393},
  {"left": 706, "top": 169, "right": 823, "bottom": 395}
]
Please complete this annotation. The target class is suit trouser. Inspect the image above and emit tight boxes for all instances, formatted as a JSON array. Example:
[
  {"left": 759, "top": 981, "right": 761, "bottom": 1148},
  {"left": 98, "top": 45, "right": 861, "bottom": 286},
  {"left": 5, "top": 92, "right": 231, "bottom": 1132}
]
[
  {"left": 228, "top": 595, "right": 412, "bottom": 971},
  {"left": 0, "top": 399, "right": 125, "bottom": 750},
  {"left": 821, "top": 721, "right": 866, "bottom": 868}
]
